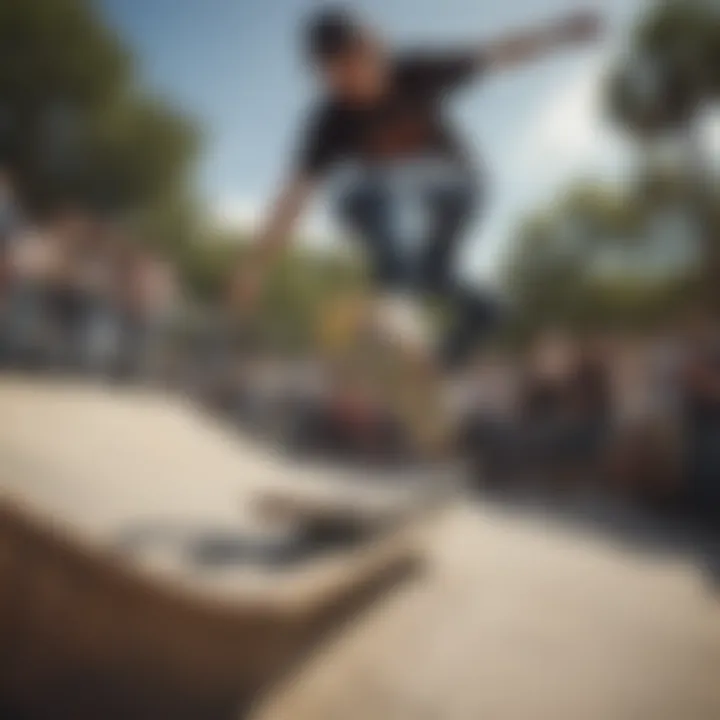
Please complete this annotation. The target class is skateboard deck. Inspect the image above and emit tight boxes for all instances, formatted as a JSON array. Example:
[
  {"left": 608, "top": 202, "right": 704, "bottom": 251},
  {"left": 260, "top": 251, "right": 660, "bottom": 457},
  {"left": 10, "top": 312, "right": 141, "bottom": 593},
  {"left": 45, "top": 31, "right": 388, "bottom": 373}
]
[{"left": 318, "top": 293, "right": 451, "bottom": 458}]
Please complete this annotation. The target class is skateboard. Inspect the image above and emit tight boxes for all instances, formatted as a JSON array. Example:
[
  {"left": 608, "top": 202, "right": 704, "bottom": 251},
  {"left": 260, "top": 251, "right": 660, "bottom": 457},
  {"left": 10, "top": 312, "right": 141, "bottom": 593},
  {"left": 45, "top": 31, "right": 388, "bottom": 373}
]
[{"left": 317, "top": 291, "right": 452, "bottom": 458}]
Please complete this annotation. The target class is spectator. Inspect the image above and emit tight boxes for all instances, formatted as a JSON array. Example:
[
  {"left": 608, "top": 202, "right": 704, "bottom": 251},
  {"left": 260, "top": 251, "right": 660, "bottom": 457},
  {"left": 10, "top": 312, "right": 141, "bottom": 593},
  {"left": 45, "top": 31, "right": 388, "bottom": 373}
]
[
  {"left": 561, "top": 339, "right": 613, "bottom": 480},
  {"left": 648, "top": 329, "right": 686, "bottom": 421},
  {"left": 0, "top": 170, "right": 20, "bottom": 355},
  {"left": 113, "top": 244, "right": 157, "bottom": 378},
  {"left": 131, "top": 250, "right": 180, "bottom": 379},
  {"left": 517, "top": 331, "right": 576, "bottom": 485},
  {"left": 679, "top": 312, "right": 720, "bottom": 520},
  {"left": 609, "top": 332, "right": 686, "bottom": 507},
  {"left": 3, "top": 215, "right": 59, "bottom": 365},
  {"left": 73, "top": 220, "right": 124, "bottom": 374},
  {"left": 43, "top": 207, "right": 96, "bottom": 369},
  {"left": 0, "top": 169, "right": 20, "bottom": 252},
  {"left": 457, "top": 354, "right": 520, "bottom": 487}
]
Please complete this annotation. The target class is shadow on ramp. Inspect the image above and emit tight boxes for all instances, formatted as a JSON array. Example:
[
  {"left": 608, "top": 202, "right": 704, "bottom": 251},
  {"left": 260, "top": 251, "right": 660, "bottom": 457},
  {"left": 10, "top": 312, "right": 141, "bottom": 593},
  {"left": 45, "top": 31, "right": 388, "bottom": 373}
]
[{"left": 0, "top": 500, "right": 422, "bottom": 719}]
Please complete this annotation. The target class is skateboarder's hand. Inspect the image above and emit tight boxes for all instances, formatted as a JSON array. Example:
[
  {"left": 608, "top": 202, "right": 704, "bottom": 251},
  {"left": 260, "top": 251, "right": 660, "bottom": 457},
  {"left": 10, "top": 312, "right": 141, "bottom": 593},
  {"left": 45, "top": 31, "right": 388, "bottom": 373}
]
[
  {"left": 557, "top": 9, "right": 603, "bottom": 44},
  {"left": 227, "top": 176, "right": 315, "bottom": 319},
  {"left": 229, "top": 266, "right": 264, "bottom": 318}
]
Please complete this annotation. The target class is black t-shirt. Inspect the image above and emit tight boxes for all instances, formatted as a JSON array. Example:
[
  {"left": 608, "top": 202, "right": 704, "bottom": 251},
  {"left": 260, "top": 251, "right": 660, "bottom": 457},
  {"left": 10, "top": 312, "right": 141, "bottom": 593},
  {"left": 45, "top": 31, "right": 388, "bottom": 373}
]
[{"left": 296, "top": 51, "right": 485, "bottom": 178}]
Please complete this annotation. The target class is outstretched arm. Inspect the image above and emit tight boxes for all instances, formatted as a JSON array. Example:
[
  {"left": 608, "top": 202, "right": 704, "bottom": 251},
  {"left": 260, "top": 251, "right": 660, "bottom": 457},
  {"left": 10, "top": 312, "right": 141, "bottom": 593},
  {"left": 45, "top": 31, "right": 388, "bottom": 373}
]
[
  {"left": 479, "top": 9, "right": 603, "bottom": 73},
  {"left": 230, "top": 175, "right": 315, "bottom": 313}
]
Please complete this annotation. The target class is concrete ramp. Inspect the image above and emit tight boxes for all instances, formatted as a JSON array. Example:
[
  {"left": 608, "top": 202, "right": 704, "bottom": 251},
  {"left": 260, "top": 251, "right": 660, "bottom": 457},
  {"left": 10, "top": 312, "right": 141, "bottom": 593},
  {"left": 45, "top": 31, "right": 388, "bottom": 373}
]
[
  {"left": 0, "top": 377, "right": 719, "bottom": 720},
  {"left": 0, "top": 498, "right": 419, "bottom": 719}
]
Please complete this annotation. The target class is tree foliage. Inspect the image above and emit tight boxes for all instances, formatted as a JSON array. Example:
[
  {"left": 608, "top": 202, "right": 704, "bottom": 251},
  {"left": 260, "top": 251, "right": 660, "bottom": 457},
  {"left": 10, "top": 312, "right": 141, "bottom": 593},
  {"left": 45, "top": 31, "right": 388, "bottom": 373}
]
[
  {"left": 0, "top": 0, "right": 198, "bottom": 214},
  {"left": 504, "top": 180, "right": 704, "bottom": 336},
  {"left": 607, "top": 0, "right": 720, "bottom": 137},
  {"left": 606, "top": 0, "right": 720, "bottom": 312},
  {"left": 508, "top": 1, "right": 720, "bottom": 336},
  {"left": 178, "top": 232, "right": 367, "bottom": 352}
]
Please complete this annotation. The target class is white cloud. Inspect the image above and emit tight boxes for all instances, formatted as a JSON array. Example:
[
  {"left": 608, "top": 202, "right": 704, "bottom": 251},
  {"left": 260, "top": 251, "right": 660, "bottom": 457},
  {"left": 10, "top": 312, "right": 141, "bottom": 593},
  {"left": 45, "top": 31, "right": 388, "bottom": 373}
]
[
  {"left": 511, "top": 52, "right": 631, "bottom": 200},
  {"left": 467, "top": 52, "right": 632, "bottom": 276},
  {"left": 210, "top": 194, "right": 339, "bottom": 248},
  {"left": 213, "top": 195, "right": 262, "bottom": 232}
]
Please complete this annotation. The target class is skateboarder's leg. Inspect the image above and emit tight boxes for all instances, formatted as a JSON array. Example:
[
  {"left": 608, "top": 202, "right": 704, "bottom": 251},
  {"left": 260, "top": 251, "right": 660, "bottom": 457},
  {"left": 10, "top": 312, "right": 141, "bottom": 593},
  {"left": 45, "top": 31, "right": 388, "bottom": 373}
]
[
  {"left": 416, "top": 178, "right": 504, "bottom": 370},
  {"left": 337, "top": 180, "right": 407, "bottom": 290}
]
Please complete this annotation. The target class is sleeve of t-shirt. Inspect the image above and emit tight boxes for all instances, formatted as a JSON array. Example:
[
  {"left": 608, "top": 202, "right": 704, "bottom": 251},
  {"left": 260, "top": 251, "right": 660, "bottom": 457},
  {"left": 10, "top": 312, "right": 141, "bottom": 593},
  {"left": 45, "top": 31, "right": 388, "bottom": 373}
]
[
  {"left": 400, "top": 50, "right": 487, "bottom": 94},
  {"left": 295, "top": 104, "right": 343, "bottom": 179}
]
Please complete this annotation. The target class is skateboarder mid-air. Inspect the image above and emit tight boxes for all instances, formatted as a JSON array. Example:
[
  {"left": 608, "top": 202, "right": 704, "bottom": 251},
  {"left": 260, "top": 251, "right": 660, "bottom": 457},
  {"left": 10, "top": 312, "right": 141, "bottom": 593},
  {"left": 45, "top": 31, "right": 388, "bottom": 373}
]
[{"left": 235, "top": 5, "right": 603, "bottom": 369}]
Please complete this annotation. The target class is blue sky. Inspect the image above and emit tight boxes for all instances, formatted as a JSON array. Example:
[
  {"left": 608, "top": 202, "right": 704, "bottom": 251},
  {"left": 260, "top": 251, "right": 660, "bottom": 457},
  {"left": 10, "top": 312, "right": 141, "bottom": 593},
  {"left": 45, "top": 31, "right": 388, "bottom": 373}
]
[{"left": 99, "top": 0, "right": 644, "bottom": 280}]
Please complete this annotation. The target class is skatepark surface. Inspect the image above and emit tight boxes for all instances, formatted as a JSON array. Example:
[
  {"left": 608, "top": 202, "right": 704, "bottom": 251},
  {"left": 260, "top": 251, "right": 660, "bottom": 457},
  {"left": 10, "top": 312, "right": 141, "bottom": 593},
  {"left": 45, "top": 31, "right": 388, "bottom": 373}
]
[{"left": 1, "top": 375, "right": 719, "bottom": 720}]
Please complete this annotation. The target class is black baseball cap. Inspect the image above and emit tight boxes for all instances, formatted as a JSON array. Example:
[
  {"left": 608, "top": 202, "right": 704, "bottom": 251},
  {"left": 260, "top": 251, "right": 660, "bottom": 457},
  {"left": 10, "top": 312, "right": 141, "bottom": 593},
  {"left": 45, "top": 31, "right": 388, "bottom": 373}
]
[{"left": 305, "top": 6, "right": 365, "bottom": 63}]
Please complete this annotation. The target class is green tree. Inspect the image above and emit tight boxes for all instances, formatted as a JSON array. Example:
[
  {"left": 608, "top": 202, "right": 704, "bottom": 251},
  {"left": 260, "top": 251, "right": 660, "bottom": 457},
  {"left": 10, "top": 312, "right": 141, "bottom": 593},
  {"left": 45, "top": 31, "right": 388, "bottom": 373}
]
[
  {"left": 607, "top": 0, "right": 720, "bottom": 310},
  {"left": 0, "top": 0, "right": 198, "bottom": 214},
  {"left": 504, "top": 180, "right": 699, "bottom": 336},
  {"left": 178, "top": 230, "right": 367, "bottom": 352}
]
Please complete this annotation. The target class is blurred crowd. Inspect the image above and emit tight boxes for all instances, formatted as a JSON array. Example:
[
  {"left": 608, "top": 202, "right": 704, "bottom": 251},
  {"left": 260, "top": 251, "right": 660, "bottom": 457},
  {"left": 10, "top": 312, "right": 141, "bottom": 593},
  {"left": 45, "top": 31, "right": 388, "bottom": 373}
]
[
  {"left": 0, "top": 171, "right": 179, "bottom": 378},
  {"left": 203, "top": 314, "right": 720, "bottom": 530},
  {"left": 2, "top": 167, "right": 719, "bottom": 529},
  {"left": 460, "top": 324, "right": 720, "bottom": 526}
]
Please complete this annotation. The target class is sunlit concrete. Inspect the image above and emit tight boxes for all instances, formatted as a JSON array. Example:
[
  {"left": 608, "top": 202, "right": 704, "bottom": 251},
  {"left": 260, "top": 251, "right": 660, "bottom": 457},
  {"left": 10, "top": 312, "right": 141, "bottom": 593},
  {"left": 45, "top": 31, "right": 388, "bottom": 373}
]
[{"left": 0, "top": 376, "right": 718, "bottom": 720}]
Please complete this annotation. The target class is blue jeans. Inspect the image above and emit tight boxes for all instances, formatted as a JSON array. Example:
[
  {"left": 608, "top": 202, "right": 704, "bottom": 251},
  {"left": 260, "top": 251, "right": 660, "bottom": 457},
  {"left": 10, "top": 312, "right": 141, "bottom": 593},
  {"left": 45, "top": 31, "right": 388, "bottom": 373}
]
[{"left": 337, "top": 166, "right": 501, "bottom": 368}]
